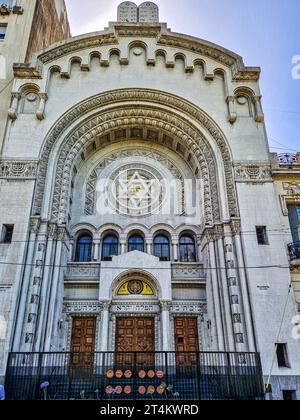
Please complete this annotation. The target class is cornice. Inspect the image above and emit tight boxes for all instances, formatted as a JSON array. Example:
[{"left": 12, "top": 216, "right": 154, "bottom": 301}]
[{"left": 12, "top": 23, "right": 260, "bottom": 82}]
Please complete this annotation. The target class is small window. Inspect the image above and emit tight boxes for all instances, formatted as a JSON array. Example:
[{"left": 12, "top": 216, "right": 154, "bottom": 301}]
[
  {"left": 179, "top": 235, "right": 196, "bottom": 262},
  {"left": 0, "top": 24, "right": 7, "bottom": 41},
  {"left": 75, "top": 234, "right": 93, "bottom": 262},
  {"left": 128, "top": 235, "right": 145, "bottom": 253},
  {"left": 102, "top": 235, "right": 119, "bottom": 261},
  {"left": 282, "top": 390, "right": 296, "bottom": 401},
  {"left": 153, "top": 235, "right": 170, "bottom": 261},
  {"left": 2, "top": 225, "right": 14, "bottom": 244},
  {"left": 276, "top": 343, "right": 290, "bottom": 368},
  {"left": 256, "top": 226, "right": 268, "bottom": 245}
]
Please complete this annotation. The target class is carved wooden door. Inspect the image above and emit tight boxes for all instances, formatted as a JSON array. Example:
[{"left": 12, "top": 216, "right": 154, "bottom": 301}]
[
  {"left": 174, "top": 317, "right": 199, "bottom": 365},
  {"left": 70, "top": 317, "right": 96, "bottom": 366},
  {"left": 115, "top": 317, "right": 155, "bottom": 367}
]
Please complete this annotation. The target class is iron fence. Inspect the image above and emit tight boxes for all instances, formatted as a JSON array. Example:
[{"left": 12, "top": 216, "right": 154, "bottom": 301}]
[{"left": 5, "top": 351, "right": 264, "bottom": 400}]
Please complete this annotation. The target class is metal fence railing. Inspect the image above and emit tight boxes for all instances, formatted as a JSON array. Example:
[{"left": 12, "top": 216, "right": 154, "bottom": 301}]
[{"left": 5, "top": 351, "right": 264, "bottom": 400}]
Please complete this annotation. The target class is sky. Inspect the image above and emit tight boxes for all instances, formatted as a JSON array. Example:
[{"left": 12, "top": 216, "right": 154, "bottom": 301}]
[{"left": 64, "top": 0, "right": 300, "bottom": 153}]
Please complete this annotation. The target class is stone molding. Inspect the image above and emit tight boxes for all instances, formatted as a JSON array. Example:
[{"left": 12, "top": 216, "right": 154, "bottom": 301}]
[
  {"left": 234, "top": 162, "right": 273, "bottom": 182},
  {"left": 32, "top": 89, "right": 237, "bottom": 224},
  {"left": 63, "top": 300, "right": 102, "bottom": 314},
  {"left": 0, "top": 160, "right": 38, "bottom": 179}
]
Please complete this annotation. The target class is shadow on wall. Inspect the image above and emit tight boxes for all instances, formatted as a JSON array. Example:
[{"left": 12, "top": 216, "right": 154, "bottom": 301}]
[{"left": 0, "top": 55, "right": 6, "bottom": 79}]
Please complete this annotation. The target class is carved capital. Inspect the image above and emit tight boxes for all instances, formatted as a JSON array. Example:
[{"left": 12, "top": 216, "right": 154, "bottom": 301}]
[{"left": 230, "top": 218, "right": 241, "bottom": 236}]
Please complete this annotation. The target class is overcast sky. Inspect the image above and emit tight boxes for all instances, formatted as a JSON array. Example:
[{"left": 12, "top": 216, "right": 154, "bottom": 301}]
[{"left": 64, "top": 0, "right": 300, "bottom": 153}]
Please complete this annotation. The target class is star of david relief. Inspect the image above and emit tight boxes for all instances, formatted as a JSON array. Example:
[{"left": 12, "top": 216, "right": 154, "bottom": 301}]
[
  {"left": 117, "top": 171, "right": 158, "bottom": 210},
  {"left": 107, "top": 166, "right": 164, "bottom": 216}
]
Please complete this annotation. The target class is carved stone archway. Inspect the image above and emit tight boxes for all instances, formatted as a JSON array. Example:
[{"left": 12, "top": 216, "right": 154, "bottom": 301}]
[{"left": 33, "top": 89, "right": 237, "bottom": 224}]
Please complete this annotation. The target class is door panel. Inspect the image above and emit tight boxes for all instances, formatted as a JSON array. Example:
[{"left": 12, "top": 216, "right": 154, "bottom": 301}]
[
  {"left": 70, "top": 317, "right": 96, "bottom": 366},
  {"left": 174, "top": 317, "right": 199, "bottom": 365},
  {"left": 116, "top": 317, "right": 155, "bottom": 367}
]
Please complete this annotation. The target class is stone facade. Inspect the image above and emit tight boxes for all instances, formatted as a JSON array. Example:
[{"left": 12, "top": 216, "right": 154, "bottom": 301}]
[{"left": 0, "top": 3, "right": 299, "bottom": 400}]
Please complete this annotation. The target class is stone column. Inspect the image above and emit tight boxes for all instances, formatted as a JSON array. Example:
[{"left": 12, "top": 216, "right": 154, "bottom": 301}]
[
  {"left": 120, "top": 239, "right": 126, "bottom": 255},
  {"left": 93, "top": 239, "right": 100, "bottom": 261},
  {"left": 146, "top": 240, "right": 152, "bottom": 255},
  {"left": 215, "top": 225, "right": 235, "bottom": 351},
  {"left": 231, "top": 219, "right": 256, "bottom": 352},
  {"left": 35, "top": 224, "right": 56, "bottom": 351},
  {"left": 12, "top": 217, "right": 39, "bottom": 351},
  {"left": 44, "top": 227, "right": 65, "bottom": 351},
  {"left": 160, "top": 301, "right": 172, "bottom": 352},
  {"left": 100, "top": 301, "right": 111, "bottom": 352},
  {"left": 36, "top": 93, "right": 48, "bottom": 120},
  {"left": 197, "top": 236, "right": 202, "bottom": 262},
  {"left": 172, "top": 238, "right": 179, "bottom": 262},
  {"left": 206, "top": 229, "right": 225, "bottom": 351}
]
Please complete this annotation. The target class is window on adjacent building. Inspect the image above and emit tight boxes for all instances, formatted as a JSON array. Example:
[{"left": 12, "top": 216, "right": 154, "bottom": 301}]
[
  {"left": 75, "top": 234, "right": 93, "bottom": 262},
  {"left": 256, "top": 226, "right": 268, "bottom": 245},
  {"left": 276, "top": 343, "right": 290, "bottom": 368},
  {"left": 102, "top": 235, "right": 119, "bottom": 261},
  {"left": 282, "top": 390, "right": 296, "bottom": 401},
  {"left": 287, "top": 204, "right": 300, "bottom": 243},
  {"left": 179, "top": 235, "right": 196, "bottom": 262},
  {"left": 153, "top": 235, "right": 170, "bottom": 261},
  {"left": 2, "top": 225, "right": 14, "bottom": 244},
  {"left": 0, "top": 24, "right": 7, "bottom": 41},
  {"left": 128, "top": 234, "right": 145, "bottom": 253}
]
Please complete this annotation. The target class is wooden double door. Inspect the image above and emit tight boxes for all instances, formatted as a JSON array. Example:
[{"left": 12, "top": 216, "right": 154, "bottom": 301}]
[{"left": 115, "top": 317, "right": 155, "bottom": 367}]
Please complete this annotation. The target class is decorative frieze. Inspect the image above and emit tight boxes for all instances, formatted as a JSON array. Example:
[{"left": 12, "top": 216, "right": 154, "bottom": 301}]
[
  {"left": 170, "top": 301, "right": 207, "bottom": 314},
  {"left": 63, "top": 301, "right": 102, "bottom": 314},
  {"left": 234, "top": 163, "right": 272, "bottom": 182},
  {"left": 111, "top": 302, "right": 160, "bottom": 314},
  {"left": 64, "top": 264, "right": 100, "bottom": 279},
  {"left": 171, "top": 264, "right": 205, "bottom": 280},
  {"left": 0, "top": 160, "right": 38, "bottom": 179}
]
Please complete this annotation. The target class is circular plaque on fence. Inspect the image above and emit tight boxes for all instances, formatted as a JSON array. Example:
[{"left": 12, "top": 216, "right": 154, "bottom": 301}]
[
  {"left": 124, "top": 386, "right": 132, "bottom": 395},
  {"left": 147, "top": 385, "right": 155, "bottom": 395},
  {"left": 115, "top": 370, "right": 123, "bottom": 379},
  {"left": 138, "top": 386, "right": 146, "bottom": 395},
  {"left": 115, "top": 386, "right": 123, "bottom": 394},
  {"left": 147, "top": 370, "right": 155, "bottom": 379},
  {"left": 139, "top": 370, "right": 146, "bottom": 379},
  {"left": 106, "top": 370, "right": 114, "bottom": 379},
  {"left": 157, "top": 385, "right": 165, "bottom": 395},
  {"left": 105, "top": 385, "right": 113, "bottom": 394},
  {"left": 156, "top": 370, "right": 164, "bottom": 379},
  {"left": 125, "top": 370, "right": 132, "bottom": 379}
]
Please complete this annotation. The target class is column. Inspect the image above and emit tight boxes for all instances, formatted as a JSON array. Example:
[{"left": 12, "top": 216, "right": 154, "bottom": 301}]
[
  {"left": 172, "top": 238, "right": 179, "bottom": 262},
  {"left": 231, "top": 220, "right": 256, "bottom": 352},
  {"left": 100, "top": 301, "right": 111, "bottom": 352},
  {"left": 93, "top": 239, "right": 100, "bottom": 261},
  {"left": 161, "top": 301, "right": 172, "bottom": 352},
  {"left": 12, "top": 218, "right": 39, "bottom": 351},
  {"left": 216, "top": 225, "right": 235, "bottom": 351},
  {"left": 44, "top": 227, "right": 64, "bottom": 351},
  {"left": 197, "top": 236, "right": 202, "bottom": 262},
  {"left": 206, "top": 230, "right": 225, "bottom": 351},
  {"left": 36, "top": 93, "right": 48, "bottom": 120},
  {"left": 35, "top": 224, "right": 56, "bottom": 351},
  {"left": 120, "top": 239, "right": 126, "bottom": 255},
  {"left": 8, "top": 92, "right": 20, "bottom": 120},
  {"left": 146, "top": 239, "right": 152, "bottom": 255}
]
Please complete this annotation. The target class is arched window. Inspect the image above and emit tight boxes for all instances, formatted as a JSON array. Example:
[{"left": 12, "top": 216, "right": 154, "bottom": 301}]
[
  {"left": 154, "top": 235, "right": 170, "bottom": 261},
  {"left": 75, "top": 234, "right": 93, "bottom": 262},
  {"left": 128, "top": 234, "right": 145, "bottom": 253},
  {"left": 102, "top": 235, "right": 119, "bottom": 261},
  {"left": 179, "top": 235, "right": 196, "bottom": 262}
]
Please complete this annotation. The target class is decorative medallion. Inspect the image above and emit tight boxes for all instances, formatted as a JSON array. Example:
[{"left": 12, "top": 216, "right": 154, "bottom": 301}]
[{"left": 117, "top": 280, "right": 154, "bottom": 296}]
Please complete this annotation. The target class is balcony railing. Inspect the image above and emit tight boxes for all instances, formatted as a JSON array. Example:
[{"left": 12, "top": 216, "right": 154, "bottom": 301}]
[
  {"left": 288, "top": 242, "right": 300, "bottom": 262},
  {"left": 5, "top": 351, "right": 264, "bottom": 400}
]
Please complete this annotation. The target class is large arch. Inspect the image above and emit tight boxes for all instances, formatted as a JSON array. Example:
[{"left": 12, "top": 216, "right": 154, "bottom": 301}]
[{"left": 33, "top": 89, "right": 237, "bottom": 225}]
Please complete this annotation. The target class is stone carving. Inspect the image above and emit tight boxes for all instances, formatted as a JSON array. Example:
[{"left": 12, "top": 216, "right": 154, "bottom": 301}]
[
  {"left": 65, "top": 265, "right": 100, "bottom": 278},
  {"left": 283, "top": 182, "right": 300, "bottom": 195},
  {"left": 172, "top": 264, "right": 205, "bottom": 280},
  {"left": 0, "top": 160, "right": 37, "bottom": 179},
  {"left": 84, "top": 148, "right": 184, "bottom": 215},
  {"left": 111, "top": 302, "right": 160, "bottom": 313},
  {"left": 63, "top": 301, "right": 102, "bottom": 314},
  {"left": 170, "top": 301, "right": 207, "bottom": 314},
  {"left": 234, "top": 163, "right": 272, "bottom": 182}
]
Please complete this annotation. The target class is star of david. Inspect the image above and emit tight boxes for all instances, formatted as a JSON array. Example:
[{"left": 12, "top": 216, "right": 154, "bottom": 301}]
[{"left": 118, "top": 171, "right": 156, "bottom": 209}]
